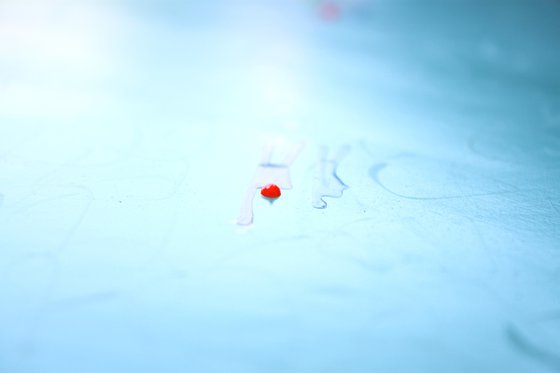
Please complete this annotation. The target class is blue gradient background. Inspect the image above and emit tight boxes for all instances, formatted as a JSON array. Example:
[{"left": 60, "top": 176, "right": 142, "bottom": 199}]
[{"left": 1, "top": 0, "right": 559, "bottom": 372}]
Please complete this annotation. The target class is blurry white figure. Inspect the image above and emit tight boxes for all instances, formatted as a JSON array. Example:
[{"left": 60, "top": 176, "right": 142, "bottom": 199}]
[
  {"left": 312, "top": 145, "right": 349, "bottom": 209},
  {"left": 237, "top": 142, "right": 304, "bottom": 226}
]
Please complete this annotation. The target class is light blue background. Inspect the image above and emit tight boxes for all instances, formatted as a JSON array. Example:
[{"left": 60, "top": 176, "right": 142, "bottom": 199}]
[{"left": 1, "top": 0, "right": 559, "bottom": 372}]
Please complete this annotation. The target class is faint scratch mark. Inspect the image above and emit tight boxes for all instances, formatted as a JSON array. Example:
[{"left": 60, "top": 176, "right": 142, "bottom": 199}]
[
  {"left": 359, "top": 140, "right": 414, "bottom": 160},
  {"left": 466, "top": 215, "right": 497, "bottom": 268},
  {"left": 543, "top": 101, "right": 560, "bottom": 130},
  {"left": 549, "top": 199, "right": 560, "bottom": 216},
  {"left": 339, "top": 217, "right": 376, "bottom": 230},
  {"left": 453, "top": 168, "right": 497, "bottom": 268},
  {"left": 44, "top": 291, "right": 121, "bottom": 311},
  {"left": 312, "top": 145, "right": 349, "bottom": 209},
  {"left": 368, "top": 163, "right": 515, "bottom": 200},
  {"left": 539, "top": 309, "right": 560, "bottom": 322},
  {"left": 506, "top": 324, "right": 560, "bottom": 371},
  {"left": 12, "top": 192, "right": 86, "bottom": 214},
  {"left": 108, "top": 174, "right": 185, "bottom": 201},
  {"left": 57, "top": 184, "right": 95, "bottom": 252},
  {"left": 20, "top": 289, "right": 122, "bottom": 358},
  {"left": 180, "top": 234, "right": 311, "bottom": 281}
]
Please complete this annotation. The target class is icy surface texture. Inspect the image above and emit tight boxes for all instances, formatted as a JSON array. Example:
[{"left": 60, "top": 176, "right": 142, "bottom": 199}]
[{"left": 0, "top": 0, "right": 559, "bottom": 372}]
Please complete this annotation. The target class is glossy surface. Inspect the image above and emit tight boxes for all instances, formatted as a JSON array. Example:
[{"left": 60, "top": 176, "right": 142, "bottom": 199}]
[{"left": 0, "top": 0, "right": 559, "bottom": 372}]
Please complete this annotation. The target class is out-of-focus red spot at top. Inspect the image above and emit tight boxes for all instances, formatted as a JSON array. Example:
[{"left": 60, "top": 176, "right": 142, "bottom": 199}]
[{"left": 319, "top": 1, "right": 341, "bottom": 21}]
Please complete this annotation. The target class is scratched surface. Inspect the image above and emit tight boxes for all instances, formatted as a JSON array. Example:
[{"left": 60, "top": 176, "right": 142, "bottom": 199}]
[{"left": 1, "top": 0, "right": 560, "bottom": 372}]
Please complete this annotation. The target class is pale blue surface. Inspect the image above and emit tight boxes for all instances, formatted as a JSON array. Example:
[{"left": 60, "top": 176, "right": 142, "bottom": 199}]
[{"left": 1, "top": 0, "right": 560, "bottom": 372}]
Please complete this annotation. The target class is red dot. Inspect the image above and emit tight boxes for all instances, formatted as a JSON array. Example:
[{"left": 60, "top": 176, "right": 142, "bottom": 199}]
[
  {"left": 319, "top": 1, "right": 341, "bottom": 21},
  {"left": 261, "top": 184, "right": 282, "bottom": 199}
]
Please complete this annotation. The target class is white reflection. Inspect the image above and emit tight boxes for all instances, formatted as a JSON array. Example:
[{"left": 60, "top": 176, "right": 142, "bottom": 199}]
[{"left": 0, "top": 0, "right": 123, "bottom": 118}]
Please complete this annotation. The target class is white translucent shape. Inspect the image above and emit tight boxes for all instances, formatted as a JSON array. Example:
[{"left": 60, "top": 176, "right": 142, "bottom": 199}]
[
  {"left": 237, "top": 142, "right": 304, "bottom": 226},
  {"left": 312, "top": 145, "right": 349, "bottom": 209}
]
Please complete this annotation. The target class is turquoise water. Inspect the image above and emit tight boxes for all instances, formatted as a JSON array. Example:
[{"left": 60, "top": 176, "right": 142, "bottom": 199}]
[{"left": 1, "top": 1, "right": 559, "bottom": 372}]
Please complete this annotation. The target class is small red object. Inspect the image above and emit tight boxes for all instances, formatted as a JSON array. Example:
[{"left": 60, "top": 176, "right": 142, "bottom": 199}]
[
  {"left": 319, "top": 1, "right": 341, "bottom": 21},
  {"left": 261, "top": 184, "right": 282, "bottom": 199}
]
